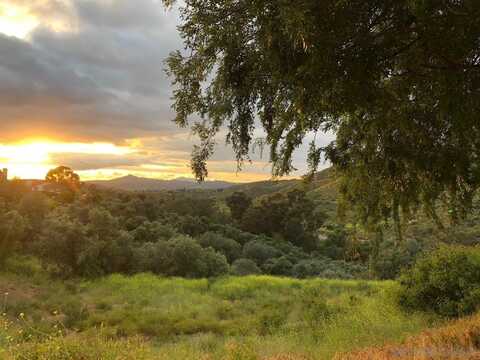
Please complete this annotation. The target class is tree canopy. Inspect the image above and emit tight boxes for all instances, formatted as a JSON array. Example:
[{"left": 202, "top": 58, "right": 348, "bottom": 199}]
[
  {"left": 46, "top": 166, "right": 81, "bottom": 191},
  {"left": 164, "top": 0, "right": 480, "bottom": 226}
]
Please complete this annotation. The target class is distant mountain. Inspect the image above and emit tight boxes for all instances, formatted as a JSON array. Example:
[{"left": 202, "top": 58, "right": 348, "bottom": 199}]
[
  {"left": 220, "top": 167, "right": 337, "bottom": 199},
  {"left": 87, "top": 175, "right": 236, "bottom": 191}
]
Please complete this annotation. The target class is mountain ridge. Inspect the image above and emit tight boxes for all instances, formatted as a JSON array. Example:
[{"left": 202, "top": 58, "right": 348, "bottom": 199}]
[{"left": 86, "top": 174, "right": 236, "bottom": 191}]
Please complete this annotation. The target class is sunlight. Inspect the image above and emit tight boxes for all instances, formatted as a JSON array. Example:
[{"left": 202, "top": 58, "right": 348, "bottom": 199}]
[
  {"left": 0, "top": 140, "right": 134, "bottom": 179},
  {"left": 0, "top": 4, "right": 38, "bottom": 38}
]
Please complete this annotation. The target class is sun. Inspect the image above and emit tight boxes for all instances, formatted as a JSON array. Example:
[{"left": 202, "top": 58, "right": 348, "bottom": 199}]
[
  {"left": 0, "top": 3, "right": 38, "bottom": 39},
  {"left": 0, "top": 140, "right": 134, "bottom": 180},
  {"left": 1, "top": 143, "right": 50, "bottom": 164}
]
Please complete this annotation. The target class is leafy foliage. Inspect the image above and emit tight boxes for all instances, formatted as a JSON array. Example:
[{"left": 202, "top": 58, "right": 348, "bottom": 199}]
[
  {"left": 225, "top": 191, "right": 252, "bottom": 222},
  {"left": 242, "top": 189, "right": 324, "bottom": 250},
  {"left": 231, "top": 258, "right": 261, "bottom": 276},
  {"left": 46, "top": 166, "right": 81, "bottom": 192},
  {"left": 2, "top": 166, "right": 480, "bottom": 282},
  {"left": 398, "top": 245, "right": 480, "bottom": 317},
  {"left": 165, "top": 0, "right": 480, "bottom": 227},
  {"left": 0, "top": 209, "right": 27, "bottom": 267}
]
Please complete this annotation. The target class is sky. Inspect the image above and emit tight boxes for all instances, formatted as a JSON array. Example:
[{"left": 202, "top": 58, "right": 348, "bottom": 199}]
[{"left": 0, "top": 0, "right": 333, "bottom": 182}]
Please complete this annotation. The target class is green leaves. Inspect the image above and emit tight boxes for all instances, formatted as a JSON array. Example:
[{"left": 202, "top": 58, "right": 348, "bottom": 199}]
[
  {"left": 399, "top": 245, "right": 480, "bottom": 317},
  {"left": 165, "top": 0, "right": 480, "bottom": 226}
]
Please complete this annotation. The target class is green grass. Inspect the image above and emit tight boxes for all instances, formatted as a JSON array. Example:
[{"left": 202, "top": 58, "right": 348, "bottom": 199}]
[{"left": 0, "top": 267, "right": 439, "bottom": 359}]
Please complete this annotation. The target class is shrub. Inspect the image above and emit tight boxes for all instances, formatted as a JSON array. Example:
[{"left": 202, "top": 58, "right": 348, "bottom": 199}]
[
  {"left": 209, "top": 224, "right": 256, "bottom": 245},
  {"left": 167, "top": 236, "right": 229, "bottom": 278},
  {"left": 291, "top": 258, "right": 366, "bottom": 279},
  {"left": 62, "top": 300, "right": 90, "bottom": 328},
  {"left": 263, "top": 256, "right": 293, "bottom": 276},
  {"left": 0, "top": 211, "right": 27, "bottom": 267},
  {"left": 242, "top": 240, "right": 280, "bottom": 266},
  {"left": 198, "top": 232, "right": 242, "bottom": 262},
  {"left": 168, "top": 236, "right": 205, "bottom": 277},
  {"left": 36, "top": 214, "right": 88, "bottom": 277},
  {"left": 398, "top": 245, "right": 480, "bottom": 317},
  {"left": 3, "top": 256, "right": 42, "bottom": 277},
  {"left": 198, "top": 247, "right": 229, "bottom": 277},
  {"left": 372, "top": 239, "right": 423, "bottom": 280},
  {"left": 132, "top": 221, "right": 177, "bottom": 243},
  {"left": 231, "top": 259, "right": 261, "bottom": 276}
]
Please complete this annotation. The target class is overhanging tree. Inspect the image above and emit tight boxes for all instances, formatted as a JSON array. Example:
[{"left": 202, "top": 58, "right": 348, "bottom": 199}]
[{"left": 164, "top": 0, "right": 480, "bottom": 228}]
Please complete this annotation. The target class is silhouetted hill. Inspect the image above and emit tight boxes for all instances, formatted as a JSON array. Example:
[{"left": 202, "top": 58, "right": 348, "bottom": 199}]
[{"left": 87, "top": 175, "right": 235, "bottom": 191}]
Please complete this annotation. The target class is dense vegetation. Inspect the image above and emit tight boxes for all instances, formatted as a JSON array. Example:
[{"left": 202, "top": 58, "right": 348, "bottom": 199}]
[
  {"left": 1, "top": 168, "right": 480, "bottom": 282},
  {"left": 0, "top": 170, "right": 364, "bottom": 280},
  {"left": 398, "top": 245, "right": 480, "bottom": 317},
  {"left": 1, "top": 168, "right": 480, "bottom": 358}
]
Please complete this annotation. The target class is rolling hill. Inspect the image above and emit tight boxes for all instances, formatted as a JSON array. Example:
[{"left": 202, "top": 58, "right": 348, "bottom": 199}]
[
  {"left": 87, "top": 175, "right": 236, "bottom": 191},
  {"left": 86, "top": 168, "right": 338, "bottom": 197}
]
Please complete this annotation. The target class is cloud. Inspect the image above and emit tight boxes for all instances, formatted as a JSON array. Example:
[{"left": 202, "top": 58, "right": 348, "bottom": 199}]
[
  {"left": 0, "top": 0, "right": 180, "bottom": 142},
  {"left": 75, "top": 0, "right": 170, "bottom": 30},
  {"left": 0, "top": 0, "right": 334, "bottom": 180}
]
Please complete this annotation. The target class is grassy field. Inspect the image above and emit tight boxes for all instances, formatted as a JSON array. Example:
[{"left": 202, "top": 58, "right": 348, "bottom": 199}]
[{"left": 0, "top": 260, "right": 441, "bottom": 360}]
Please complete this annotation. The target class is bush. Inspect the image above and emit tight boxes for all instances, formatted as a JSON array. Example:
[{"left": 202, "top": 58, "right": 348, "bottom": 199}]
[
  {"left": 0, "top": 210, "right": 27, "bottom": 267},
  {"left": 372, "top": 239, "right": 423, "bottom": 280},
  {"left": 231, "top": 259, "right": 261, "bottom": 276},
  {"left": 263, "top": 256, "right": 293, "bottom": 276},
  {"left": 132, "top": 241, "right": 171, "bottom": 274},
  {"left": 36, "top": 214, "right": 88, "bottom": 276},
  {"left": 167, "top": 236, "right": 229, "bottom": 278},
  {"left": 198, "top": 247, "right": 229, "bottom": 277},
  {"left": 398, "top": 245, "right": 480, "bottom": 317},
  {"left": 132, "top": 221, "right": 177, "bottom": 243},
  {"left": 198, "top": 232, "right": 242, "bottom": 262},
  {"left": 242, "top": 239, "right": 280, "bottom": 266},
  {"left": 3, "top": 256, "right": 42, "bottom": 277},
  {"left": 291, "top": 258, "right": 366, "bottom": 279}
]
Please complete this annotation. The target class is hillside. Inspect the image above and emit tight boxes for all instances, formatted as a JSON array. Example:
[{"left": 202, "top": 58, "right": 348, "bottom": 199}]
[
  {"left": 87, "top": 174, "right": 235, "bottom": 191},
  {"left": 219, "top": 168, "right": 337, "bottom": 198},
  {"left": 86, "top": 168, "right": 337, "bottom": 197}
]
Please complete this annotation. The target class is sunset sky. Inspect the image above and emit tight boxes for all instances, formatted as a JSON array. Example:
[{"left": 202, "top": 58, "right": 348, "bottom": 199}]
[{"left": 0, "top": 0, "right": 332, "bottom": 182}]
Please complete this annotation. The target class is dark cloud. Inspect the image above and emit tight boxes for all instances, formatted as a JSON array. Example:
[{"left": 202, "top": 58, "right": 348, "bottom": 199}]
[{"left": 75, "top": 0, "right": 170, "bottom": 30}]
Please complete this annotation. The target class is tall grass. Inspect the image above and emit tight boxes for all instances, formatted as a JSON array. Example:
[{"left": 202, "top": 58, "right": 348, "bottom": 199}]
[
  {"left": 337, "top": 313, "right": 480, "bottom": 360},
  {"left": 0, "top": 270, "right": 439, "bottom": 359}
]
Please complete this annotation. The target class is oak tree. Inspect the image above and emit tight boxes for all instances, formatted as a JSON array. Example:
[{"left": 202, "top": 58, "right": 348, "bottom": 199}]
[{"left": 164, "top": 0, "right": 480, "bottom": 227}]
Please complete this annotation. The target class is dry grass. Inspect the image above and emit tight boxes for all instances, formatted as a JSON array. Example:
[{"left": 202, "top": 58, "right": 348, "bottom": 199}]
[{"left": 336, "top": 313, "right": 480, "bottom": 360}]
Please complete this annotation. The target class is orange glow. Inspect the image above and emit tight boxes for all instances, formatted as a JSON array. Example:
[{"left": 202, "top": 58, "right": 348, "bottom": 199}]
[
  {"left": 0, "top": 140, "right": 133, "bottom": 180},
  {"left": 0, "top": 138, "right": 290, "bottom": 182}
]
